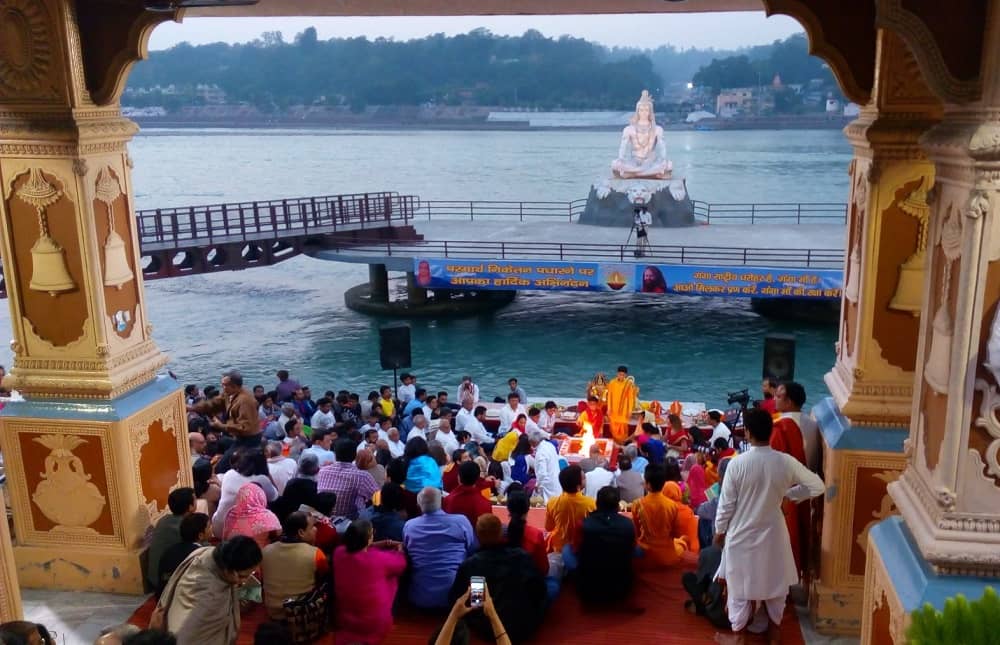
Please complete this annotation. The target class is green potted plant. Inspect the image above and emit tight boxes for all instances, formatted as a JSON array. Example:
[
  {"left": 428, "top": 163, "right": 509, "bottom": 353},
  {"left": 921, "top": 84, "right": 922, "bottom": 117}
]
[{"left": 906, "top": 587, "right": 1000, "bottom": 644}]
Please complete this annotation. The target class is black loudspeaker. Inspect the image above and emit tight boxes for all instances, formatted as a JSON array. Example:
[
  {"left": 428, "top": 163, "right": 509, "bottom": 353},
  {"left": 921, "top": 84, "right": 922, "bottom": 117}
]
[
  {"left": 379, "top": 324, "right": 411, "bottom": 370},
  {"left": 763, "top": 334, "right": 796, "bottom": 382}
]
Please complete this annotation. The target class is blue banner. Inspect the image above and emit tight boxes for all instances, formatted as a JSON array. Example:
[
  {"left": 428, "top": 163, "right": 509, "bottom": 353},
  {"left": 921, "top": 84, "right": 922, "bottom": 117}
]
[{"left": 412, "top": 259, "right": 841, "bottom": 299}]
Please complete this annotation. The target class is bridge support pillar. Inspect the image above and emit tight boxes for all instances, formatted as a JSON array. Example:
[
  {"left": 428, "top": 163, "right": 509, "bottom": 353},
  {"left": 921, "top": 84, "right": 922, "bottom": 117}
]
[
  {"left": 812, "top": 30, "right": 942, "bottom": 636},
  {"left": 369, "top": 264, "right": 389, "bottom": 304},
  {"left": 0, "top": 0, "right": 189, "bottom": 595},
  {"left": 406, "top": 272, "right": 427, "bottom": 306}
]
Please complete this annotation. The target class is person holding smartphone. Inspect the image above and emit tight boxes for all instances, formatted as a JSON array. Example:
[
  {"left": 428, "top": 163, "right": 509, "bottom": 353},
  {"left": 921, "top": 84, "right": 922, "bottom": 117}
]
[{"left": 434, "top": 585, "right": 512, "bottom": 645}]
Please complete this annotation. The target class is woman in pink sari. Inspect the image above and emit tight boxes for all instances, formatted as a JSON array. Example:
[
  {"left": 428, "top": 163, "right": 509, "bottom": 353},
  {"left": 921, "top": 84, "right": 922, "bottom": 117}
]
[
  {"left": 685, "top": 453, "right": 709, "bottom": 508},
  {"left": 222, "top": 483, "right": 281, "bottom": 550}
]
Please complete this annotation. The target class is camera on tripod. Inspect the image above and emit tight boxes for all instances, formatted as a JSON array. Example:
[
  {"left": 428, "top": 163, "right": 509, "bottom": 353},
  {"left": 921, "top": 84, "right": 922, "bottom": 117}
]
[{"left": 727, "top": 388, "right": 751, "bottom": 408}]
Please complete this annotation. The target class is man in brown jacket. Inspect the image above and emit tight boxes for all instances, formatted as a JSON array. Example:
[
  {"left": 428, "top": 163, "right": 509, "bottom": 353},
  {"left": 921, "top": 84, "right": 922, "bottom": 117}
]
[{"left": 212, "top": 370, "right": 263, "bottom": 472}]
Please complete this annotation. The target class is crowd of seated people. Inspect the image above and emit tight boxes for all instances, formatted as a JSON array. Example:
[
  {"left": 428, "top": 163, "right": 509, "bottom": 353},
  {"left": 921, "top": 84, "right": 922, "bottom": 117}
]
[{"left": 137, "top": 368, "right": 822, "bottom": 643}]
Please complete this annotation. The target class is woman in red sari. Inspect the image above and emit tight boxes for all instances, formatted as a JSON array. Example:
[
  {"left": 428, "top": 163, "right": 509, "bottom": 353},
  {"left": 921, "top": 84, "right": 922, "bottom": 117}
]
[{"left": 665, "top": 414, "right": 692, "bottom": 456}]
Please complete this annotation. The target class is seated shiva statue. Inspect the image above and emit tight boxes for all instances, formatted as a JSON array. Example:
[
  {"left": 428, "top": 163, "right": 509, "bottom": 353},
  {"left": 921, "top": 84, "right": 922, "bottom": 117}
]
[{"left": 611, "top": 90, "right": 673, "bottom": 180}]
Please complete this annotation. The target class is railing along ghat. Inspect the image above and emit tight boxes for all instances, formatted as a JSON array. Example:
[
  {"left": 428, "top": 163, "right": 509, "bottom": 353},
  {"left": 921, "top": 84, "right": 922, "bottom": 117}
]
[
  {"left": 413, "top": 199, "right": 847, "bottom": 224},
  {"left": 326, "top": 238, "right": 845, "bottom": 270}
]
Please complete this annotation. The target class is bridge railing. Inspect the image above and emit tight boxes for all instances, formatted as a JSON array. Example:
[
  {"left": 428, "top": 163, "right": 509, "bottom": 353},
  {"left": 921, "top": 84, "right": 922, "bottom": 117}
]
[
  {"left": 327, "top": 238, "right": 845, "bottom": 269},
  {"left": 413, "top": 199, "right": 846, "bottom": 225},
  {"left": 136, "top": 192, "right": 419, "bottom": 248},
  {"left": 415, "top": 199, "right": 589, "bottom": 222},
  {"left": 691, "top": 201, "right": 847, "bottom": 224}
]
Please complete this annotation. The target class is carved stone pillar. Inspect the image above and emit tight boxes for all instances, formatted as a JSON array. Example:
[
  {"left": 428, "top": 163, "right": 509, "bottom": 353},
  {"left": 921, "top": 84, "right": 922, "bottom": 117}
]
[
  {"left": 0, "top": 0, "right": 188, "bottom": 592},
  {"left": 810, "top": 29, "right": 941, "bottom": 636},
  {"left": 862, "top": 1, "right": 1000, "bottom": 641}
]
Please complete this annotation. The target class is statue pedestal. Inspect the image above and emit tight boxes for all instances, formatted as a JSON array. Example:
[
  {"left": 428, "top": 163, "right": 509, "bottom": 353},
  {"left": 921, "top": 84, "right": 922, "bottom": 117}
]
[{"left": 579, "top": 178, "right": 695, "bottom": 228}]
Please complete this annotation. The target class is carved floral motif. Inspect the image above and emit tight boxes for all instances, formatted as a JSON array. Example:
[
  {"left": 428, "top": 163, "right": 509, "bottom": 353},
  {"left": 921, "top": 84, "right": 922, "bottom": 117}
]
[{"left": 0, "top": 0, "right": 52, "bottom": 95}]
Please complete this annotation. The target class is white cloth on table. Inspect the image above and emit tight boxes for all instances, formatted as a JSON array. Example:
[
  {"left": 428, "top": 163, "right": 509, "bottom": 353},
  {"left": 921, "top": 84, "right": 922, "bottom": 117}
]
[{"left": 714, "top": 445, "right": 824, "bottom": 603}]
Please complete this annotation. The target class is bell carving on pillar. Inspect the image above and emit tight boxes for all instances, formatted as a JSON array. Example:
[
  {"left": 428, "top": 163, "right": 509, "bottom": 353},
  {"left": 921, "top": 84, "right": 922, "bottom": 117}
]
[
  {"left": 95, "top": 167, "right": 134, "bottom": 289},
  {"left": 925, "top": 204, "right": 962, "bottom": 395},
  {"left": 889, "top": 179, "right": 930, "bottom": 316},
  {"left": 16, "top": 169, "right": 74, "bottom": 296}
]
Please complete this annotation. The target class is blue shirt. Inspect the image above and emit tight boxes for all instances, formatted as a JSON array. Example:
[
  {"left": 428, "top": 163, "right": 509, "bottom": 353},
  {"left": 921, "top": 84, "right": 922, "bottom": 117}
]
[
  {"left": 403, "top": 398, "right": 423, "bottom": 419},
  {"left": 405, "top": 455, "right": 443, "bottom": 491},
  {"left": 403, "top": 510, "right": 476, "bottom": 608},
  {"left": 632, "top": 455, "right": 649, "bottom": 475}
]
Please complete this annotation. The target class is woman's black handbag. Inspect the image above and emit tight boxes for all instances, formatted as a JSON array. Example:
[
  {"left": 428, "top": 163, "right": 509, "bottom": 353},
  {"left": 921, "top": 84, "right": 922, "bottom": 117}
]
[{"left": 283, "top": 582, "right": 330, "bottom": 644}]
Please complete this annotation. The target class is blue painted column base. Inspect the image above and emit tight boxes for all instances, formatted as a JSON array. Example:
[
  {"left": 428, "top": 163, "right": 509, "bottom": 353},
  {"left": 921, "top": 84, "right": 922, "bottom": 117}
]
[{"left": 0, "top": 376, "right": 188, "bottom": 594}]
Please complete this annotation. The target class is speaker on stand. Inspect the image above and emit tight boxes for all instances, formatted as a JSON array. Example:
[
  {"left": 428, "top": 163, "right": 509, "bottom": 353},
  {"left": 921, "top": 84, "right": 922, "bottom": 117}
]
[
  {"left": 379, "top": 324, "right": 412, "bottom": 400},
  {"left": 763, "top": 333, "right": 796, "bottom": 382}
]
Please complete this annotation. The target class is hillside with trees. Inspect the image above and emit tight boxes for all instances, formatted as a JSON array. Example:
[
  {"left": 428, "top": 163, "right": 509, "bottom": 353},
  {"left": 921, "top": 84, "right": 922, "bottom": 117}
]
[{"left": 125, "top": 28, "right": 841, "bottom": 116}]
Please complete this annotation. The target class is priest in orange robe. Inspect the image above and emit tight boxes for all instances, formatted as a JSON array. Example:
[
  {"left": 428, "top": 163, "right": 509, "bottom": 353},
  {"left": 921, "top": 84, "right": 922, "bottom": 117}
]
[
  {"left": 605, "top": 365, "right": 638, "bottom": 444},
  {"left": 771, "top": 381, "right": 811, "bottom": 577},
  {"left": 576, "top": 395, "right": 605, "bottom": 438}
]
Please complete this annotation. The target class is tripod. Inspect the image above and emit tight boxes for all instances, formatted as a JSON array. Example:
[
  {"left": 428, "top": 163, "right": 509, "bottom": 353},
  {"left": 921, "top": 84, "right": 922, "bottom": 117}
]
[{"left": 626, "top": 220, "right": 652, "bottom": 258}]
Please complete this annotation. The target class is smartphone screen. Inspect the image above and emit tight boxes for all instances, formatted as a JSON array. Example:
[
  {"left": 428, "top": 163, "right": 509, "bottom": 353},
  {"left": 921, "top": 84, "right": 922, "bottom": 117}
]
[{"left": 469, "top": 576, "right": 485, "bottom": 607}]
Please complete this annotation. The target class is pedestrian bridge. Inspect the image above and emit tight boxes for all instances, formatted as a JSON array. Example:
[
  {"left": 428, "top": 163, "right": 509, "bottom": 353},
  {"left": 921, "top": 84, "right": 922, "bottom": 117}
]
[{"left": 0, "top": 193, "right": 846, "bottom": 300}]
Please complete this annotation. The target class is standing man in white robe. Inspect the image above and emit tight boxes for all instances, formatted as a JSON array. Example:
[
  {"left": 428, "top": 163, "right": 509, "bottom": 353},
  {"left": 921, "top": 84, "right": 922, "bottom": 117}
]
[
  {"left": 529, "top": 429, "right": 562, "bottom": 502},
  {"left": 714, "top": 408, "right": 824, "bottom": 643}
]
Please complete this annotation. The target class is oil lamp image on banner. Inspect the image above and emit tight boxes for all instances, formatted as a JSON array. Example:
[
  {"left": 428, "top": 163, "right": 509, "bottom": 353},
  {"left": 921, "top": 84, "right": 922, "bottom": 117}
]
[{"left": 603, "top": 265, "right": 631, "bottom": 291}]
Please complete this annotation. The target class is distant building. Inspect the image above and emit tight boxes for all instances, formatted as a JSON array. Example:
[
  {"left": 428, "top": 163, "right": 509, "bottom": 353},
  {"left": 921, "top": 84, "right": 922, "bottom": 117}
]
[
  {"left": 843, "top": 102, "right": 861, "bottom": 117},
  {"left": 196, "top": 84, "right": 227, "bottom": 105},
  {"left": 686, "top": 110, "right": 716, "bottom": 123},
  {"left": 716, "top": 87, "right": 754, "bottom": 118}
]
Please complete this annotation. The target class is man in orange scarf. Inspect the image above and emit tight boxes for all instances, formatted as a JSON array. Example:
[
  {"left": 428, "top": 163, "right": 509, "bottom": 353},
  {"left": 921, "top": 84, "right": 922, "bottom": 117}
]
[
  {"left": 771, "top": 382, "right": 810, "bottom": 577},
  {"left": 605, "top": 366, "right": 638, "bottom": 444}
]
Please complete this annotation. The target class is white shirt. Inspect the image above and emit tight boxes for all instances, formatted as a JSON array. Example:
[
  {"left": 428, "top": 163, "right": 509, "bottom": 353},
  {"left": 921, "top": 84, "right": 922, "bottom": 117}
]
[
  {"left": 710, "top": 421, "right": 732, "bottom": 446},
  {"left": 435, "top": 428, "right": 461, "bottom": 454},
  {"left": 310, "top": 409, "right": 335, "bottom": 430},
  {"left": 498, "top": 403, "right": 527, "bottom": 434},
  {"left": 533, "top": 440, "right": 562, "bottom": 502},
  {"left": 301, "top": 445, "right": 336, "bottom": 468},
  {"left": 267, "top": 456, "right": 299, "bottom": 495},
  {"left": 457, "top": 382, "right": 480, "bottom": 405},
  {"left": 538, "top": 409, "right": 558, "bottom": 434},
  {"left": 464, "top": 417, "right": 494, "bottom": 445},
  {"left": 584, "top": 466, "right": 616, "bottom": 498},
  {"left": 715, "top": 446, "right": 825, "bottom": 600},
  {"left": 526, "top": 418, "right": 549, "bottom": 439},
  {"left": 455, "top": 407, "right": 475, "bottom": 432},
  {"left": 421, "top": 404, "right": 435, "bottom": 421},
  {"left": 387, "top": 439, "right": 406, "bottom": 458},
  {"left": 407, "top": 427, "right": 428, "bottom": 443},
  {"left": 398, "top": 383, "right": 416, "bottom": 405}
]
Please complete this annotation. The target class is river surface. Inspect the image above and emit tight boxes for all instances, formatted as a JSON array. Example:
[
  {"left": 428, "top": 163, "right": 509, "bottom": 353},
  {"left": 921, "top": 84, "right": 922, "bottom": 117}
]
[{"left": 0, "top": 128, "right": 852, "bottom": 408}]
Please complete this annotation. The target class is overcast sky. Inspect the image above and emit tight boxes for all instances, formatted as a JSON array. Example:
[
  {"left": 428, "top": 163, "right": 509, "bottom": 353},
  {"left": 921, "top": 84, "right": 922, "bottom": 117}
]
[{"left": 148, "top": 12, "right": 803, "bottom": 51}]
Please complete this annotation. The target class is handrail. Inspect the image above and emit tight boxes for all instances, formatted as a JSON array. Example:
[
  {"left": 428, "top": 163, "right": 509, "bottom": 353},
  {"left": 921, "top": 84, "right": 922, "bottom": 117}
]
[
  {"left": 325, "top": 237, "right": 845, "bottom": 269},
  {"left": 135, "top": 192, "right": 419, "bottom": 248},
  {"left": 412, "top": 199, "right": 847, "bottom": 225}
]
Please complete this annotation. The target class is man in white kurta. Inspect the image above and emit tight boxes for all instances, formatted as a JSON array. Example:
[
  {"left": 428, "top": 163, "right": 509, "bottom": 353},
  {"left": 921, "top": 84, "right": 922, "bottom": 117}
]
[
  {"left": 529, "top": 429, "right": 563, "bottom": 502},
  {"left": 714, "top": 408, "right": 824, "bottom": 637}
]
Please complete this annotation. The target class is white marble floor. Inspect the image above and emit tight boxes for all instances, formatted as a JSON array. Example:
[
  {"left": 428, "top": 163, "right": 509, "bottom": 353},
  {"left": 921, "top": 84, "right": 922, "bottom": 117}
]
[{"left": 21, "top": 589, "right": 144, "bottom": 645}]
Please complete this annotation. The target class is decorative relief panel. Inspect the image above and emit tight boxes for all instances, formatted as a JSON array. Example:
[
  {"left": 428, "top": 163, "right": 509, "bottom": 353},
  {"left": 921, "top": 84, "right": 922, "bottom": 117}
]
[
  {"left": 924, "top": 200, "right": 961, "bottom": 394},
  {"left": 4, "top": 423, "right": 123, "bottom": 547},
  {"left": 872, "top": 177, "right": 923, "bottom": 371},
  {"left": 4, "top": 168, "right": 88, "bottom": 347},
  {"left": 129, "top": 398, "right": 185, "bottom": 522},
  {"left": 0, "top": 0, "right": 60, "bottom": 100},
  {"left": 93, "top": 166, "right": 138, "bottom": 340},
  {"left": 852, "top": 468, "right": 901, "bottom": 577}
]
